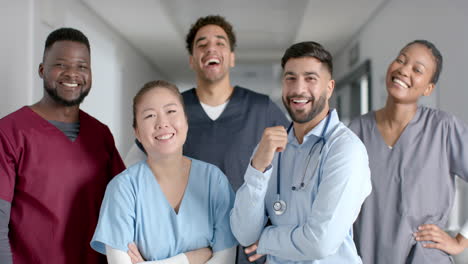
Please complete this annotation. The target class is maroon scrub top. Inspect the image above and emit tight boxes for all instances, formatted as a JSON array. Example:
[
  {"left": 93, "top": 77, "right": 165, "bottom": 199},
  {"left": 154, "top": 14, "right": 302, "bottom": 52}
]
[{"left": 0, "top": 106, "right": 125, "bottom": 264}]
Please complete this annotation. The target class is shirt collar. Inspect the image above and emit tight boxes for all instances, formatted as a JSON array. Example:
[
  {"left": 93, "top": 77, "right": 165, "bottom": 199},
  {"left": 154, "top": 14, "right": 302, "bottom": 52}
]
[{"left": 288, "top": 109, "right": 340, "bottom": 146}]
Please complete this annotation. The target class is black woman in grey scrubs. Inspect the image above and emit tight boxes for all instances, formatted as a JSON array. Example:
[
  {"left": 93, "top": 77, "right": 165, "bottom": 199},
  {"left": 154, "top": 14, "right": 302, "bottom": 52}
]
[{"left": 349, "top": 40, "right": 468, "bottom": 264}]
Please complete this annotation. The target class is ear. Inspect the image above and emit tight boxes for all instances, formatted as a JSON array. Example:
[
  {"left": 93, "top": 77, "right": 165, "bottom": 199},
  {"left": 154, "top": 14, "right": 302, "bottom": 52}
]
[
  {"left": 38, "top": 63, "right": 44, "bottom": 79},
  {"left": 229, "top": 51, "right": 236, "bottom": 68},
  {"left": 423, "top": 83, "right": 435, "bottom": 96},
  {"left": 326, "top": 79, "right": 335, "bottom": 100}
]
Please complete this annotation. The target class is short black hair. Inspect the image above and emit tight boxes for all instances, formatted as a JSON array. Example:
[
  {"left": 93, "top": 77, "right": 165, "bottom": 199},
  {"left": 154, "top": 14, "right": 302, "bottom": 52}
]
[
  {"left": 402, "top": 40, "right": 443, "bottom": 84},
  {"left": 43, "top": 28, "right": 90, "bottom": 58},
  {"left": 185, "top": 15, "right": 236, "bottom": 55},
  {"left": 281, "top": 41, "right": 333, "bottom": 77}
]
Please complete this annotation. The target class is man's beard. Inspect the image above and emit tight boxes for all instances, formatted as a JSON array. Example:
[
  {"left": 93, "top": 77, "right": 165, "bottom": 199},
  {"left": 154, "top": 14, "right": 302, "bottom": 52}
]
[
  {"left": 282, "top": 93, "right": 327, "bottom": 124},
  {"left": 44, "top": 82, "right": 89, "bottom": 107}
]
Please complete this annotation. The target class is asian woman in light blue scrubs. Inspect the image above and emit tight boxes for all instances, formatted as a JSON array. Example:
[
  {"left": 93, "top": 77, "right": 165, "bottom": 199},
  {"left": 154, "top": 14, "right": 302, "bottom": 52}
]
[{"left": 91, "top": 80, "right": 237, "bottom": 264}]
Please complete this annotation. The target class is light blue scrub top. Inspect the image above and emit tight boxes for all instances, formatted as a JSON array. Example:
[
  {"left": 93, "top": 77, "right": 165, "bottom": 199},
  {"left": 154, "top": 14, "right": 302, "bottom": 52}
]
[{"left": 91, "top": 158, "right": 237, "bottom": 261}]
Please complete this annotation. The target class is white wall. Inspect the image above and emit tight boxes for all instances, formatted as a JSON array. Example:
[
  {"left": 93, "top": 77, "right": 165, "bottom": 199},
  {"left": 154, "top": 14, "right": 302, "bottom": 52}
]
[
  {"left": 0, "top": 1, "right": 34, "bottom": 116},
  {"left": 334, "top": 0, "right": 468, "bottom": 262},
  {"left": 0, "top": 0, "right": 164, "bottom": 155},
  {"left": 334, "top": 0, "right": 468, "bottom": 113}
]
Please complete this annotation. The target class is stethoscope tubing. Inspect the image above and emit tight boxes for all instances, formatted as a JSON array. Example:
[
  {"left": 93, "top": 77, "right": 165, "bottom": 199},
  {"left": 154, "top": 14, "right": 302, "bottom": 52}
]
[{"left": 276, "top": 112, "right": 332, "bottom": 196}]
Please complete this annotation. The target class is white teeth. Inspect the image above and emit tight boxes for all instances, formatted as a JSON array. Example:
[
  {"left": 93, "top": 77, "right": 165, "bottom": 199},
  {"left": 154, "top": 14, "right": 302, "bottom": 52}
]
[
  {"left": 293, "top": 99, "right": 309, "bottom": 103},
  {"left": 393, "top": 78, "right": 409, "bottom": 88},
  {"left": 205, "top": 58, "right": 220, "bottom": 66},
  {"left": 62, "top": 83, "right": 78, "bottom": 87},
  {"left": 156, "top": 133, "right": 173, "bottom": 140}
]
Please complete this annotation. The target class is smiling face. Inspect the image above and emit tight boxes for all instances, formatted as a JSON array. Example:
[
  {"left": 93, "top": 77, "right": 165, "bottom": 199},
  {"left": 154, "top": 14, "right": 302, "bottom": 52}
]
[
  {"left": 134, "top": 87, "right": 188, "bottom": 159},
  {"left": 189, "top": 25, "right": 235, "bottom": 84},
  {"left": 386, "top": 43, "right": 437, "bottom": 103},
  {"left": 39, "top": 40, "right": 92, "bottom": 106},
  {"left": 282, "top": 57, "right": 334, "bottom": 124}
]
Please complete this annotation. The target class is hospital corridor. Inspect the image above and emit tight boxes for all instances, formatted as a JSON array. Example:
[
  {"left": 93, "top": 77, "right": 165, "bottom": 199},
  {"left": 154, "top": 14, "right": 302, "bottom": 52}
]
[{"left": 1, "top": 0, "right": 468, "bottom": 263}]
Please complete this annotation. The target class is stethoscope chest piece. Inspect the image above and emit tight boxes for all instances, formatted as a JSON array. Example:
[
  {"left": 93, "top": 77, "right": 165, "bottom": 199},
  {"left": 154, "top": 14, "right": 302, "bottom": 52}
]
[{"left": 273, "top": 199, "right": 287, "bottom": 215}]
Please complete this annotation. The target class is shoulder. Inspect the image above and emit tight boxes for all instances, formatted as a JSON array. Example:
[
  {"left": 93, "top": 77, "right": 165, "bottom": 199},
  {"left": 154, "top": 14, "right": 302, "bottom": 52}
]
[
  {"left": 189, "top": 158, "right": 231, "bottom": 186},
  {"left": 328, "top": 123, "right": 368, "bottom": 156},
  {"left": 0, "top": 107, "right": 40, "bottom": 146},
  {"left": 79, "top": 110, "right": 111, "bottom": 132},
  {"left": 182, "top": 88, "right": 196, "bottom": 101},
  {"left": 348, "top": 111, "right": 374, "bottom": 134},
  {"left": 414, "top": 106, "right": 468, "bottom": 134},
  {"left": 0, "top": 106, "right": 34, "bottom": 129},
  {"left": 107, "top": 161, "right": 147, "bottom": 192},
  {"left": 417, "top": 105, "right": 457, "bottom": 124},
  {"left": 235, "top": 86, "right": 270, "bottom": 103},
  {"left": 190, "top": 158, "right": 224, "bottom": 177}
]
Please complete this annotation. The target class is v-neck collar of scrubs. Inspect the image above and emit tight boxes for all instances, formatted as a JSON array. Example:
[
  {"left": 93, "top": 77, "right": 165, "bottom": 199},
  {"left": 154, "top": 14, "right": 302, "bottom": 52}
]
[
  {"left": 372, "top": 105, "right": 422, "bottom": 151},
  {"left": 25, "top": 106, "right": 83, "bottom": 144},
  {"left": 144, "top": 158, "right": 194, "bottom": 217},
  {"left": 188, "top": 86, "right": 241, "bottom": 123}
]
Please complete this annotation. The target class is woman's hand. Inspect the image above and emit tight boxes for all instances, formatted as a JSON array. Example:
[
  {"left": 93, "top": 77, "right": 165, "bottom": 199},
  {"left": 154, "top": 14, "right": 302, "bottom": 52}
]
[
  {"left": 414, "top": 224, "right": 467, "bottom": 255},
  {"left": 185, "top": 247, "right": 212, "bottom": 264},
  {"left": 128, "top": 242, "right": 145, "bottom": 264}
]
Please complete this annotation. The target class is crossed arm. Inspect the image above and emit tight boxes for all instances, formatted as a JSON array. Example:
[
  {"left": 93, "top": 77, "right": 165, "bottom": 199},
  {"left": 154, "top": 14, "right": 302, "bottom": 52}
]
[{"left": 105, "top": 244, "right": 235, "bottom": 264}]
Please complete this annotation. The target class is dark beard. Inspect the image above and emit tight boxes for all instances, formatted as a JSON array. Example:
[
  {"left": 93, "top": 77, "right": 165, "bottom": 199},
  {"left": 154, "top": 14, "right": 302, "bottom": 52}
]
[
  {"left": 44, "top": 82, "right": 89, "bottom": 107},
  {"left": 283, "top": 94, "right": 327, "bottom": 124}
]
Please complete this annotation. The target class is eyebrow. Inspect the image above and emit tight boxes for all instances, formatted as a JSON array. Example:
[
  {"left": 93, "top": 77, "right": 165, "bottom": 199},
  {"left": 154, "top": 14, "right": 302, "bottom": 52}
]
[
  {"left": 141, "top": 108, "right": 155, "bottom": 113},
  {"left": 283, "top": 71, "right": 320, "bottom": 77},
  {"left": 195, "top": 35, "right": 228, "bottom": 45},
  {"left": 400, "top": 53, "right": 427, "bottom": 68},
  {"left": 141, "top": 103, "right": 178, "bottom": 113},
  {"left": 163, "top": 103, "right": 178, "bottom": 108},
  {"left": 54, "top": 58, "right": 89, "bottom": 64}
]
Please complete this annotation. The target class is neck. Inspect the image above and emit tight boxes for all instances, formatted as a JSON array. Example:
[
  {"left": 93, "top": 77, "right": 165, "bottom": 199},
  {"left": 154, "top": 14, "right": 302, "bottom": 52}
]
[
  {"left": 293, "top": 106, "right": 330, "bottom": 144},
  {"left": 146, "top": 153, "right": 187, "bottom": 182},
  {"left": 195, "top": 77, "right": 234, "bottom": 106},
  {"left": 378, "top": 98, "right": 418, "bottom": 128},
  {"left": 30, "top": 96, "right": 80, "bottom": 123}
]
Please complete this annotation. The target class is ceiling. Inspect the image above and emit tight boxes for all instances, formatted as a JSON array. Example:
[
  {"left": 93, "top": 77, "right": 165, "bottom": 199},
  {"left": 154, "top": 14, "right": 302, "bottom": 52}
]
[{"left": 82, "top": 0, "right": 387, "bottom": 91}]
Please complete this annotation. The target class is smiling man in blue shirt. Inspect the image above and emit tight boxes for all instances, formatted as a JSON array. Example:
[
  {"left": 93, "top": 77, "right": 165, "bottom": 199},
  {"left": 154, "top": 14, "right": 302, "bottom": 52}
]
[{"left": 230, "top": 41, "right": 372, "bottom": 263}]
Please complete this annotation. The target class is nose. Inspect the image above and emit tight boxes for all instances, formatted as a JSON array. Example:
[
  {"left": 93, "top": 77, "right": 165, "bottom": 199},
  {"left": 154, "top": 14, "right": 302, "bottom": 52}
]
[
  {"left": 155, "top": 115, "right": 169, "bottom": 129},
  {"left": 206, "top": 40, "right": 218, "bottom": 53},
  {"left": 291, "top": 78, "right": 308, "bottom": 93},
  {"left": 62, "top": 65, "right": 79, "bottom": 79},
  {"left": 397, "top": 63, "right": 411, "bottom": 77}
]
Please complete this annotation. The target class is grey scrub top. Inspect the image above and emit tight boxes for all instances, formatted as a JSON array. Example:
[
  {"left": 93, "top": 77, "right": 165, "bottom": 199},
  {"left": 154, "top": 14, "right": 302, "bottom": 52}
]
[{"left": 349, "top": 105, "right": 468, "bottom": 264}]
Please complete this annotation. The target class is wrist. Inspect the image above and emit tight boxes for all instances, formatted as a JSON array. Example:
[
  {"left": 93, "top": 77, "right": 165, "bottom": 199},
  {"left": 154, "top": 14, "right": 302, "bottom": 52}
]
[
  {"left": 251, "top": 160, "right": 266, "bottom": 172},
  {"left": 456, "top": 233, "right": 468, "bottom": 249}
]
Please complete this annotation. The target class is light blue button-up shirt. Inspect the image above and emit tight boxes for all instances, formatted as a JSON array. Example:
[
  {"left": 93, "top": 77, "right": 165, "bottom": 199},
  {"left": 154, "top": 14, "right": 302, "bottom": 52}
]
[{"left": 230, "top": 110, "right": 371, "bottom": 263}]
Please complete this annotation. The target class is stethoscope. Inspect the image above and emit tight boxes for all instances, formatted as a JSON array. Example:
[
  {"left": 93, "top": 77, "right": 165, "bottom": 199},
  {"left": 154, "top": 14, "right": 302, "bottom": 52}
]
[{"left": 273, "top": 113, "right": 332, "bottom": 216}]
